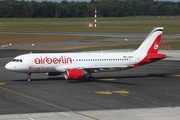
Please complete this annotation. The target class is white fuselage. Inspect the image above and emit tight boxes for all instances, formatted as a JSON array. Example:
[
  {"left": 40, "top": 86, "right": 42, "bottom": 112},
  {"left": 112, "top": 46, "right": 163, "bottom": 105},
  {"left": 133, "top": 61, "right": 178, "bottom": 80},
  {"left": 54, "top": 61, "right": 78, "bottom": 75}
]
[{"left": 5, "top": 51, "right": 143, "bottom": 73}]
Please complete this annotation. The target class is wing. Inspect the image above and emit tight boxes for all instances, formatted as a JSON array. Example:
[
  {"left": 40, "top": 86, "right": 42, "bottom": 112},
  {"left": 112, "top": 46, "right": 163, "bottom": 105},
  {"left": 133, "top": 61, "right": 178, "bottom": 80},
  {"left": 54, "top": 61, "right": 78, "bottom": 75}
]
[{"left": 56, "top": 65, "right": 134, "bottom": 73}]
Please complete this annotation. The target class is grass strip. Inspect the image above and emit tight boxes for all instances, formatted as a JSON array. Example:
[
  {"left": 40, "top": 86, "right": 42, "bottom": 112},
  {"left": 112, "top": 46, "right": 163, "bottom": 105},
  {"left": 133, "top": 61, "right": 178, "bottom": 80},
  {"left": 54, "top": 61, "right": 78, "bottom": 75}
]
[{"left": 0, "top": 17, "right": 180, "bottom": 33}]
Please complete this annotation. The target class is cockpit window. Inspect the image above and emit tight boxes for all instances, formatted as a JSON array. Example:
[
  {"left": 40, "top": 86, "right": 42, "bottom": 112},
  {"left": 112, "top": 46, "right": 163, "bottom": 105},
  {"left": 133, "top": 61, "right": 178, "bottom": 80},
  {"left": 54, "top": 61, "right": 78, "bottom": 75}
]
[
  {"left": 12, "top": 59, "right": 23, "bottom": 62},
  {"left": 12, "top": 59, "right": 16, "bottom": 62}
]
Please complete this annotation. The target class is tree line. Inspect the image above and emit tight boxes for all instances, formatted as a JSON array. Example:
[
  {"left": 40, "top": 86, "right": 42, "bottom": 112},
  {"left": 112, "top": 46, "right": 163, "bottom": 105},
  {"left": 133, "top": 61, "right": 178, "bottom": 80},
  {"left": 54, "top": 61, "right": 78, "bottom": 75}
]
[{"left": 0, "top": 0, "right": 180, "bottom": 18}]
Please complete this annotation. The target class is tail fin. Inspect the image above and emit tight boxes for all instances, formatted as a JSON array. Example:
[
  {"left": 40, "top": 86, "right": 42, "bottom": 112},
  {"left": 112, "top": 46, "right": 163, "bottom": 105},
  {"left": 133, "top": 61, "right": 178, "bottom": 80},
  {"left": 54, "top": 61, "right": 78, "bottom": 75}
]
[
  {"left": 135, "top": 26, "right": 163, "bottom": 54},
  {"left": 134, "top": 26, "right": 166, "bottom": 67}
]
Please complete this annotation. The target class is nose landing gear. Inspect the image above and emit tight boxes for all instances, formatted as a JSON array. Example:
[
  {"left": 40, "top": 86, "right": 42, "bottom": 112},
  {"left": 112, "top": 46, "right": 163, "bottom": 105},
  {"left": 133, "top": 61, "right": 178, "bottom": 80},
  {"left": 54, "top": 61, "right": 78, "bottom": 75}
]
[{"left": 27, "top": 73, "right": 32, "bottom": 82}]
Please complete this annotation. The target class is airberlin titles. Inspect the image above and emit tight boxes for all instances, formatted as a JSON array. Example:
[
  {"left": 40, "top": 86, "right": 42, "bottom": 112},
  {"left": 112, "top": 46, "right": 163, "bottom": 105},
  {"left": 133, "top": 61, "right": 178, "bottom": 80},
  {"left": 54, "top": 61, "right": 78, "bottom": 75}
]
[{"left": 34, "top": 56, "right": 72, "bottom": 64}]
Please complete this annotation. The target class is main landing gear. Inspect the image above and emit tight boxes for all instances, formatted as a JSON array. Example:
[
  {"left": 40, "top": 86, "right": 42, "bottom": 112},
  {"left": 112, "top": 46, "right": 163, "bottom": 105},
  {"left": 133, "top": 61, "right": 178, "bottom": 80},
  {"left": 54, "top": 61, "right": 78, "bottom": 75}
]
[
  {"left": 27, "top": 73, "right": 32, "bottom": 82},
  {"left": 87, "top": 76, "right": 95, "bottom": 81},
  {"left": 84, "top": 70, "right": 96, "bottom": 82}
]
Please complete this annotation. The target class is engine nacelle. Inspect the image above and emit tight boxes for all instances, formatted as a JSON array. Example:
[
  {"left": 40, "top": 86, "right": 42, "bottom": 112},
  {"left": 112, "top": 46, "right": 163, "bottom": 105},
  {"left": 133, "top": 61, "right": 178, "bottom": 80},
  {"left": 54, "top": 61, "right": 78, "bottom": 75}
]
[
  {"left": 46, "top": 72, "right": 62, "bottom": 76},
  {"left": 64, "top": 69, "right": 84, "bottom": 80}
]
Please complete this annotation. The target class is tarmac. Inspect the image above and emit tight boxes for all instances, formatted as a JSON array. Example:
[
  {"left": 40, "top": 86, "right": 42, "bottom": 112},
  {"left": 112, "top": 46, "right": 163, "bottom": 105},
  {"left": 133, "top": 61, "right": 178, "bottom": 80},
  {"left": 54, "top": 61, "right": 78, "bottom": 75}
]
[
  {"left": 0, "top": 30, "right": 179, "bottom": 120},
  {"left": 0, "top": 49, "right": 179, "bottom": 120}
]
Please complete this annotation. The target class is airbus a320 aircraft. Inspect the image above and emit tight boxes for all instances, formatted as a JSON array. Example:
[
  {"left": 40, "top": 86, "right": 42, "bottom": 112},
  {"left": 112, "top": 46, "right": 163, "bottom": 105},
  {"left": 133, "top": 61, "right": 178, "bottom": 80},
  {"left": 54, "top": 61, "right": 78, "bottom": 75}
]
[{"left": 5, "top": 26, "right": 166, "bottom": 82}]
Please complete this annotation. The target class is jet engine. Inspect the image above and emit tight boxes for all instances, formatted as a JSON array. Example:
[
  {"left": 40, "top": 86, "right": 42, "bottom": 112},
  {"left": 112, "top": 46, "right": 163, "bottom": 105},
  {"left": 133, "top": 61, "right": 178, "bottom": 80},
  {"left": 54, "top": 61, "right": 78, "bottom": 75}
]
[
  {"left": 64, "top": 69, "right": 84, "bottom": 80},
  {"left": 46, "top": 72, "right": 62, "bottom": 76}
]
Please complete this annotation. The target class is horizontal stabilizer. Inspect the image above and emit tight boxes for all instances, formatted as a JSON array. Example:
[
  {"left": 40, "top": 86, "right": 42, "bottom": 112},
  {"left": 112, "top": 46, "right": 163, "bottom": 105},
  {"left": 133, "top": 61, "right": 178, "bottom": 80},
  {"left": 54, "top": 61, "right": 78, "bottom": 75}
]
[{"left": 147, "top": 54, "right": 166, "bottom": 61}]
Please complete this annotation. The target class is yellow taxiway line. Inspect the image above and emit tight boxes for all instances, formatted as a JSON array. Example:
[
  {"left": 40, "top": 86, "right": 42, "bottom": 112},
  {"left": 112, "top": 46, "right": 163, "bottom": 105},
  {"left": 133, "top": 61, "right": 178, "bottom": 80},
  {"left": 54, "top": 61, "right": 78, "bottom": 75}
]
[
  {"left": 112, "top": 90, "right": 129, "bottom": 95},
  {"left": 0, "top": 86, "right": 98, "bottom": 120},
  {"left": 174, "top": 74, "right": 180, "bottom": 77},
  {"left": 150, "top": 101, "right": 159, "bottom": 105},
  {"left": 0, "top": 82, "right": 5, "bottom": 85},
  {"left": 1, "top": 45, "right": 8, "bottom": 48},
  {"left": 95, "top": 91, "right": 112, "bottom": 95},
  {"left": 98, "top": 78, "right": 116, "bottom": 81}
]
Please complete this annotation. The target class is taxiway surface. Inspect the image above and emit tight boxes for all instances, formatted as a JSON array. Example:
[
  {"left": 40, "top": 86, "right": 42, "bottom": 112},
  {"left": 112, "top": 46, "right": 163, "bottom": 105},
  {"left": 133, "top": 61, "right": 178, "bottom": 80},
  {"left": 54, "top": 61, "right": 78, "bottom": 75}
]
[
  {"left": 0, "top": 29, "right": 180, "bottom": 119},
  {"left": 0, "top": 50, "right": 180, "bottom": 120},
  {"left": 1, "top": 30, "right": 180, "bottom": 49}
]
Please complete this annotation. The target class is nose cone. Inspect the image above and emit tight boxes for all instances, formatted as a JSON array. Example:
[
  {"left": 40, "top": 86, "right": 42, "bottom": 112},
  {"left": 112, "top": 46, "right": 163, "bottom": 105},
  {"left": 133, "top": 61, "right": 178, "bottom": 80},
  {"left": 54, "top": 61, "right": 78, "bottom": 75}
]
[
  {"left": 5, "top": 61, "right": 28, "bottom": 72},
  {"left": 5, "top": 62, "right": 13, "bottom": 71}
]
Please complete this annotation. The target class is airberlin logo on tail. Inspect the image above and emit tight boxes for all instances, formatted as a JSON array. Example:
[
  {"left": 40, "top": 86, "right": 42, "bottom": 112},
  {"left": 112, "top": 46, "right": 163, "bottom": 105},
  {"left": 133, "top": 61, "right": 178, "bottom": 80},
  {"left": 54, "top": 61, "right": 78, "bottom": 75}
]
[
  {"left": 34, "top": 56, "right": 72, "bottom": 64},
  {"left": 154, "top": 42, "right": 159, "bottom": 50}
]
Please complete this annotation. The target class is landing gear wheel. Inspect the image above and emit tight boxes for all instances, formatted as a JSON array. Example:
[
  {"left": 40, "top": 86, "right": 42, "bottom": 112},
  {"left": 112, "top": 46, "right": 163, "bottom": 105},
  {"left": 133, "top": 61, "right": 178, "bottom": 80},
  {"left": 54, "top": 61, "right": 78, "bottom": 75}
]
[
  {"left": 87, "top": 76, "right": 95, "bottom": 81},
  {"left": 27, "top": 78, "right": 31, "bottom": 82},
  {"left": 27, "top": 73, "right": 32, "bottom": 82}
]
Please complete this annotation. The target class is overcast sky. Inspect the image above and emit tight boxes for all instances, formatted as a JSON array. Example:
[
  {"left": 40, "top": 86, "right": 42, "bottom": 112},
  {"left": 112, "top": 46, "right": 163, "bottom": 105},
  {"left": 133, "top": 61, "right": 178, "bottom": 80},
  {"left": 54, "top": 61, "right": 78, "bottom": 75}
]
[{"left": 27, "top": 0, "right": 179, "bottom": 2}]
